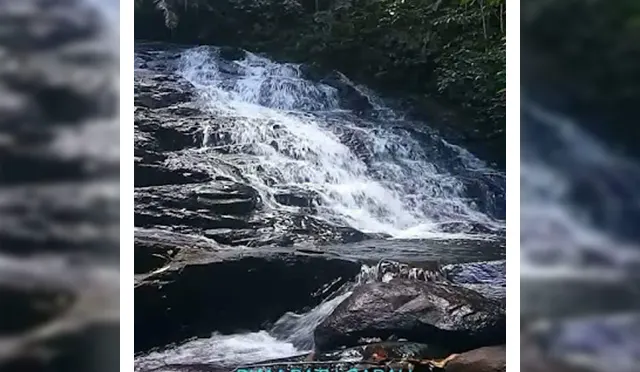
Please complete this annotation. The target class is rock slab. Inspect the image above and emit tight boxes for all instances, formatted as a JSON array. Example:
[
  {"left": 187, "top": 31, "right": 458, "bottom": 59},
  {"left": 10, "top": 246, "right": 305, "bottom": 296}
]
[{"left": 315, "top": 279, "right": 505, "bottom": 352}]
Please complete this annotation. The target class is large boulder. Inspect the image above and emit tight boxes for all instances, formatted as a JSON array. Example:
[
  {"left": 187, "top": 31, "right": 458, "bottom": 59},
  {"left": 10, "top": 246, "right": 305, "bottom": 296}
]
[
  {"left": 444, "top": 345, "right": 505, "bottom": 372},
  {"left": 314, "top": 279, "right": 505, "bottom": 352}
]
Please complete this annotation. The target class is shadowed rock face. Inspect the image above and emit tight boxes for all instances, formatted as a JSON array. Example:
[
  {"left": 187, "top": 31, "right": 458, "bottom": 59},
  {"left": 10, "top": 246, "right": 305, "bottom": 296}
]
[
  {"left": 0, "top": 0, "right": 119, "bottom": 371},
  {"left": 133, "top": 59, "right": 383, "bottom": 249},
  {"left": 314, "top": 279, "right": 505, "bottom": 353},
  {"left": 134, "top": 230, "right": 362, "bottom": 351}
]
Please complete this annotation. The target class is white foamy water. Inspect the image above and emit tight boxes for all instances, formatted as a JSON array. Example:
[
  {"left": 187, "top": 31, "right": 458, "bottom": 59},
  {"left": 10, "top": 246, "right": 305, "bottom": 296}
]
[
  {"left": 521, "top": 101, "right": 640, "bottom": 276},
  {"left": 177, "top": 47, "right": 504, "bottom": 240},
  {"left": 135, "top": 258, "right": 463, "bottom": 370},
  {"left": 135, "top": 292, "right": 349, "bottom": 371},
  {"left": 270, "top": 292, "right": 353, "bottom": 350},
  {"left": 135, "top": 264, "right": 396, "bottom": 369},
  {"left": 135, "top": 331, "right": 300, "bottom": 372}
]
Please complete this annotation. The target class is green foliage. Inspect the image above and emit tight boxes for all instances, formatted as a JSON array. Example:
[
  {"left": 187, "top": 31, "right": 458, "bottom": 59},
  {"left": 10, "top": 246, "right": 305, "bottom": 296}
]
[
  {"left": 136, "top": 0, "right": 506, "bottom": 146},
  {"left": 521, "top": 0, "right": 640, "bottom": 160},
  {"left": 522, "top": 0, "right": 640, "bottom": 106}
]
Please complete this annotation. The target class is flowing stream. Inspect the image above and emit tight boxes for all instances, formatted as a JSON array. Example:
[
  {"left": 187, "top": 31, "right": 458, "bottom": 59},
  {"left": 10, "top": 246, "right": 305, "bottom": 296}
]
[
  {"left": 134, "top": 44, "right": 505, "bottom": 371},
  {"left": 172, "top": 46, "right": 505, "bottom": 239},
  {"left": 521, "top": 97, "right": 640, "bottom": 371}
]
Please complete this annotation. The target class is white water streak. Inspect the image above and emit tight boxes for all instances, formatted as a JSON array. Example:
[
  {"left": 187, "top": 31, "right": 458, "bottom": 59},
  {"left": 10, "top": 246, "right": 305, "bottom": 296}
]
[{"left": 177, "top": 47, "right": 503, "bottom": 239}]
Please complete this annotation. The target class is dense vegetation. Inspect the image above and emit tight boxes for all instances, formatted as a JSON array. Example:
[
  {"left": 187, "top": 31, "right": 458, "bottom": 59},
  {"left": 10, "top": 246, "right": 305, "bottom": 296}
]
[
  {"left": 135, "top": 0, "right": 506, "bottom": 166},
  {"left": 522, "top": 0, "right": 640, "bottom": 158}
]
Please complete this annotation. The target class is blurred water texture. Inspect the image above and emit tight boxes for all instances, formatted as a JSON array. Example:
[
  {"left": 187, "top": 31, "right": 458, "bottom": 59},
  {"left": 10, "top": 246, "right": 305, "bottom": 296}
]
[
  {"left": 521, "top": 1, "right": 640, "bottom": 371},
  {"left": 0, "top": 0, "right": 119, "bottom": 371}
]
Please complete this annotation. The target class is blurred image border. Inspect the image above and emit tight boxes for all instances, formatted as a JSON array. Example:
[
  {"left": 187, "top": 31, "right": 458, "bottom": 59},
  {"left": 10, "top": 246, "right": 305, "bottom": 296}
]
[
  {"left": 505, "top": 1, "right": 521, "bottom": 370},
  {"left": 121, "top": 0, "right": 136, "bottom": 370}
]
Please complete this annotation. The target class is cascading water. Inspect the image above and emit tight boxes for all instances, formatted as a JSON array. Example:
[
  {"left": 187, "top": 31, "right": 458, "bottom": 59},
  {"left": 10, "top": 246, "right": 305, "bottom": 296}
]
[
  {"left": 134, "top": 44, "right": 505, "bottom": 371},
  {"left": 176, "top": 46, "right": 505, "bottom": 240},
  {"left": 521, "top": 99, "right": 640, "bottom": 277},
  {"left": 521, "top": 98, "right": 640, "bottom": 370}
]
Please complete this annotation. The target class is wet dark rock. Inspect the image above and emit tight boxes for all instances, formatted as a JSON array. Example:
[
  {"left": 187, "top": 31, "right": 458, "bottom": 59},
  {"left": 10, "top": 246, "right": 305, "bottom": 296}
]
[
  {"left": 136, "top": 182, "right": 260, "bottom": 216},
  {"left": 203, "top": 228, "right": 257, "bottom": 245},
  {"left": 135, "top": 249, "right": 361, "bottom": 352},
  {"left": 135, "top": 68, "right": 186, "bottom": 87},
  {"left": 320, "top": 239, "right": 504, "bottom": 266},
  {"left": 135, "top": 228, "right": 221, "bottom": 274},
  {"left": 164, "top": 105, "right": 205, "bottom": 117},
  {"left": 443, "top": 260, "right": 505, "bottom": 287},
  {"left": 135, "top": 90, "right": 191, "bottom": 109},
  {"left": 443, "top": 260, "right": 506, "bottom": 304},
  {"left": 134, "top": 129, "right": 159, "bottom": 153},
  {"left": 331, "top": 125, "right": 374, "bottom": 165},
  {"left": 0, "top": 182, "right": 119, "bottom": 257},
  {"left": 203, "top": 228, "right": 295, "bottom": 247},
  {"left": 218, "top": 46, "right": 246, "bottom": 61},
  {"left": 134, "top": 202, "right": 250, "bottom": 230},
  {"left": 288, "top": 215, "right": 373, "bottom": 245},
  {"left": 299, "top": 63, "right": 326, "bottom": 82},
  {"left": 135, "top": 115, "right": 202, "bottom": 152},
  {"left": 273, "top": 187, "right": 319, "bottom": 209},
  {"left": 135, "top": 163, "right": 212, "bottom": 187},
  {"left": 0, "top": 287, "right": 75, "bottom": 336},
  {"left": 458, "top": 284, "right": 505, "bottom": 305},
  {"left": 460, "top": 178, "right": 505, "bottom": 220},
  {"left": 320, "top": 71, "right": 373, "bottom": 113},
  {"left": 218, "top": 62, "right": 244, "bottom": 77},
  {"left": 134, "top": 149, "right": 168, "bottom": 165},
  {"left": 134, "top": 68, "right": 197, "bottom": 117},
  {"left": 444, "top": 345, "right": 505, "bottom": 372},
  {"left": 331, "top": 228, "right": 369, "bottom": 244},
  {"left": 438, "top": 221, "right": 496, "bottom": 235},
  {"left": 314, "top": 279, "right": 505, "bottom": 352},
  {"left": 134, "top": 178, "right": 258, "bottom": 232},
  {"left": 166, "top": 151, "right": 248, "bottom": 182}
]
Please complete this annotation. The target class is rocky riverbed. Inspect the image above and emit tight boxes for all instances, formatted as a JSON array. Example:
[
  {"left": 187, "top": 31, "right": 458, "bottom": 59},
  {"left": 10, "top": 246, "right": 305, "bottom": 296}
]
[{"left": 133, "top": 42, "right": 506, "bottom": 372}]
